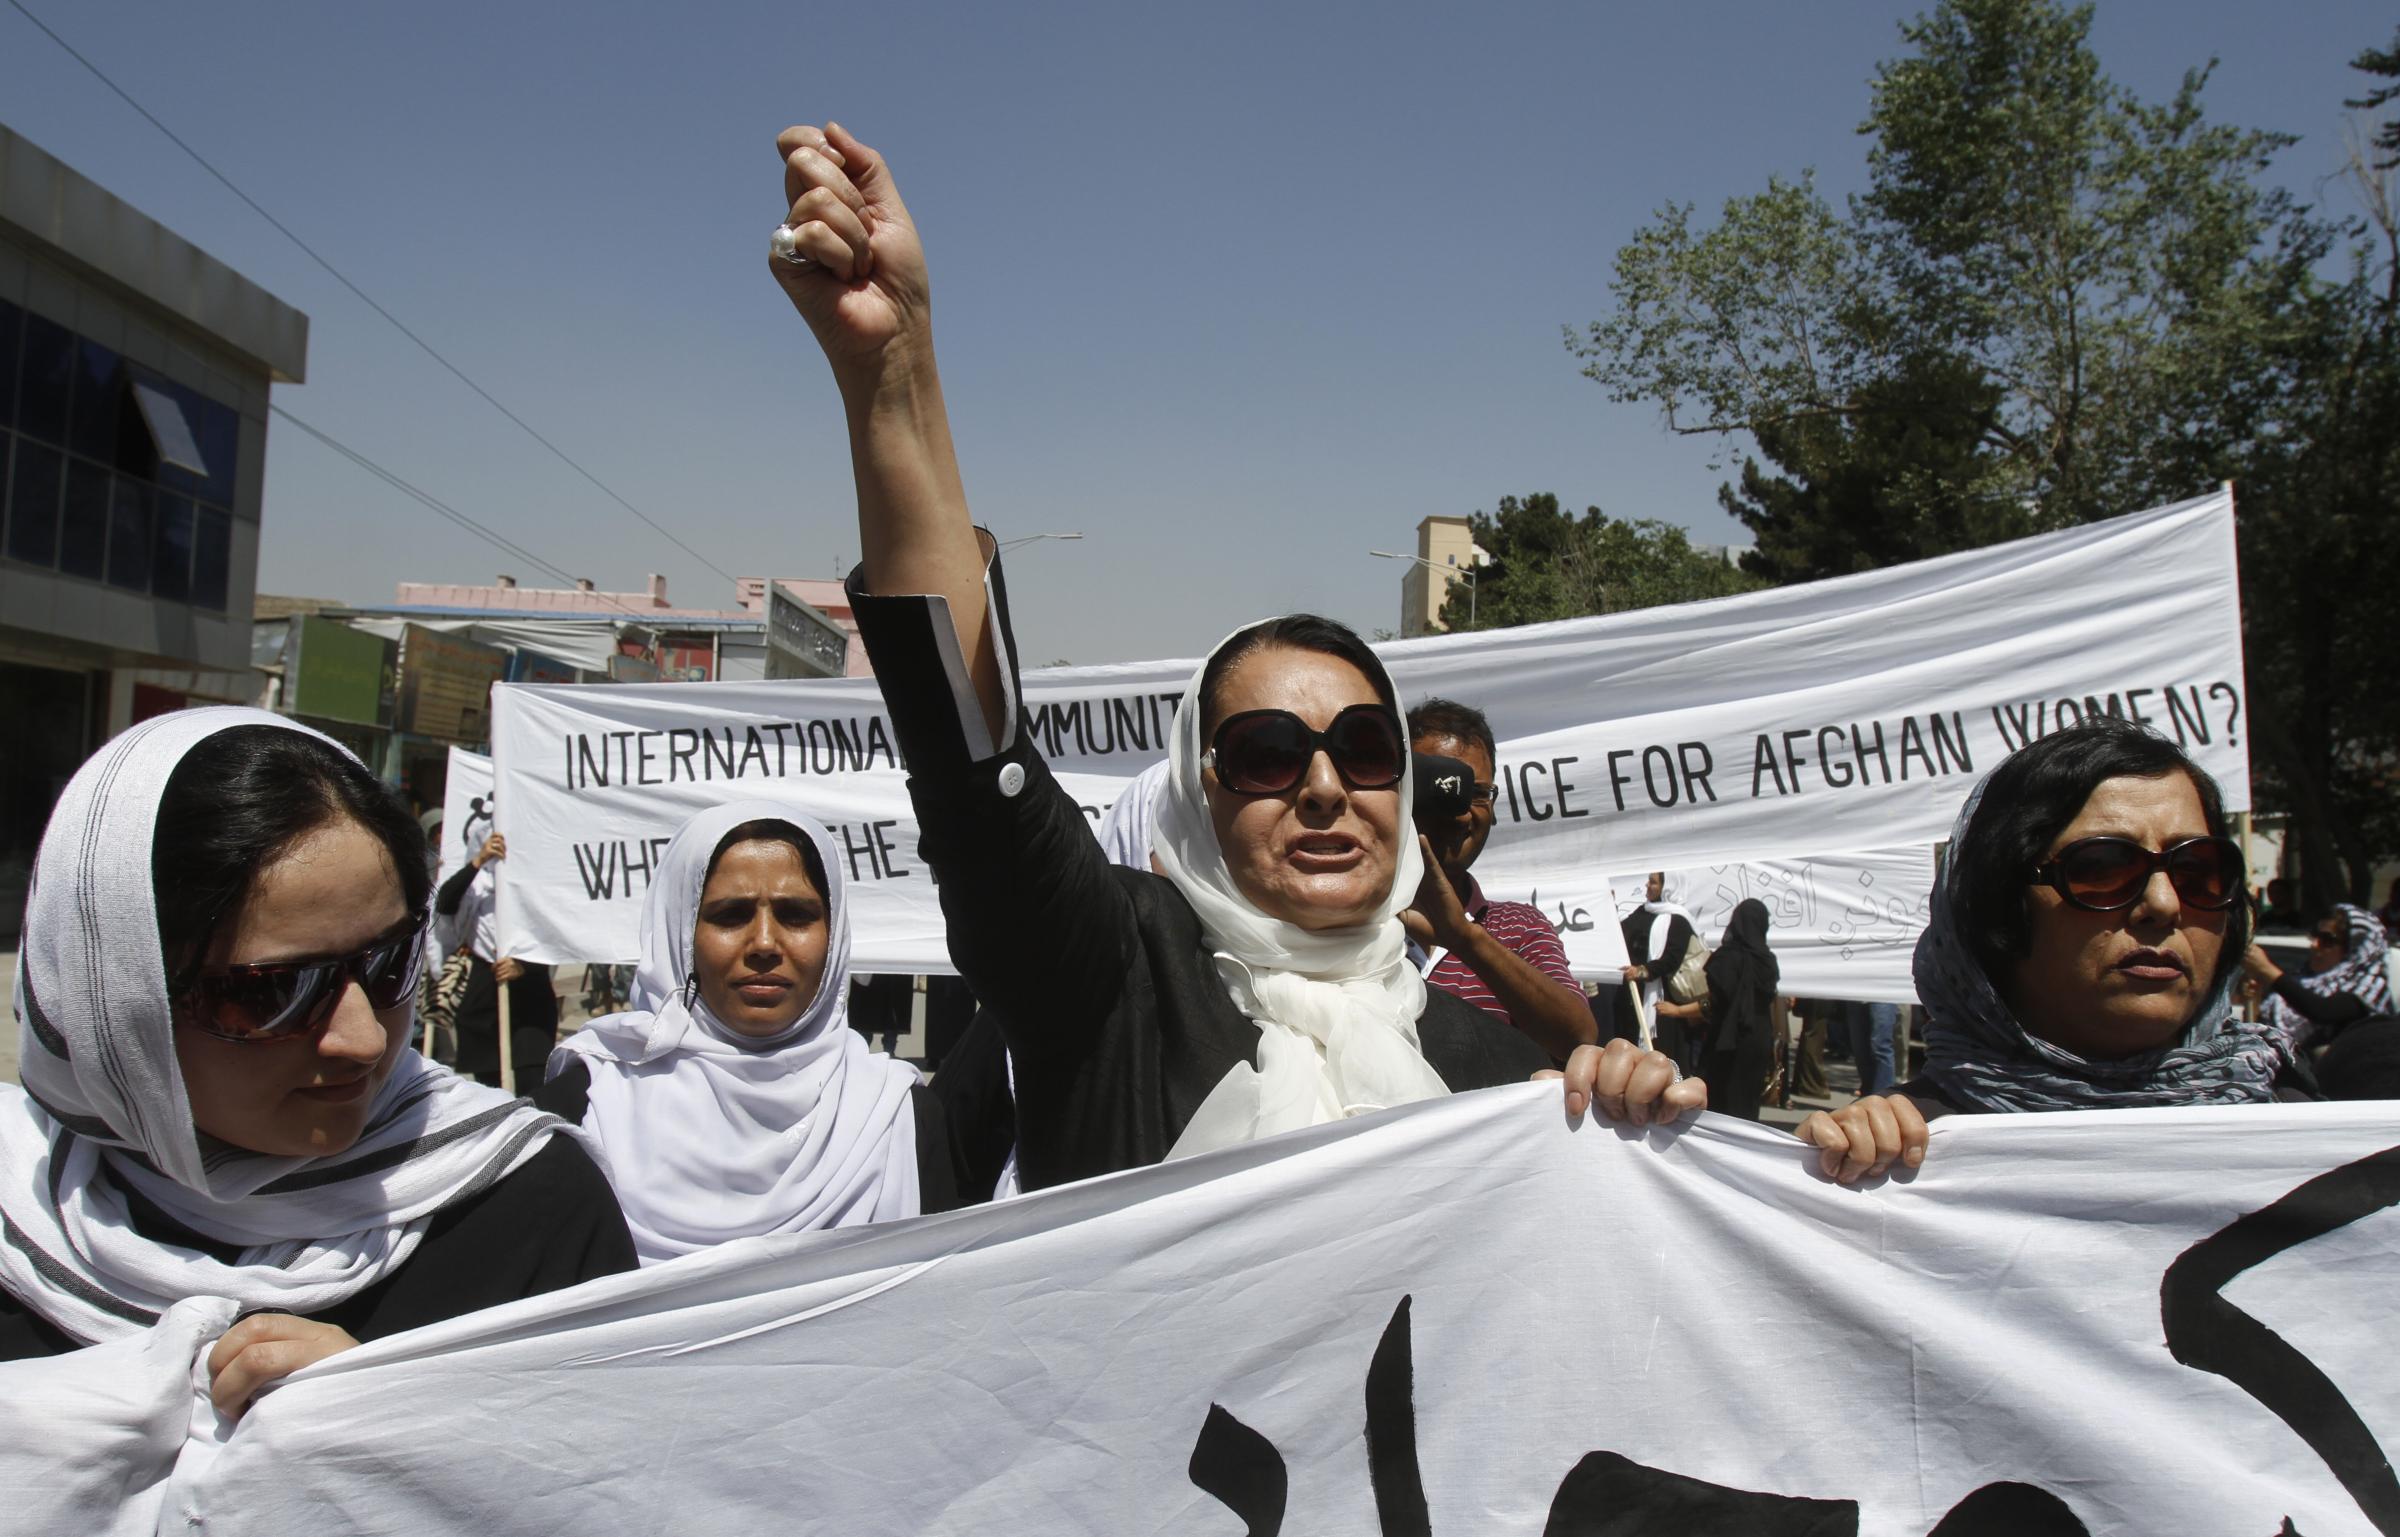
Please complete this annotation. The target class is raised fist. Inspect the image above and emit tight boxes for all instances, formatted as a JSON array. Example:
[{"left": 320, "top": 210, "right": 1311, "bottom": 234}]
[{"left": 767, "top": 123, "right": 931, "bottom": 375}]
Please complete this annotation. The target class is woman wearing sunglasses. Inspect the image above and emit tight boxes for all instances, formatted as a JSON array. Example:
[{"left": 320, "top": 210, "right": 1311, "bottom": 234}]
[
  {"left": 0, "top": 712, "right": 633, "bottom": 1409},
  {"left": 2243, "top": 904, "right": 2395, "bottom": 1052},
  {"left": 767, "top": 124, "right": 1701, "bottom": 1189},
  {"left": 541, "top": 802, "right": 1000, "bottom": 1262},
  {"left": 1798, "top": 718, "right": 2304, "bottom": 1183}
]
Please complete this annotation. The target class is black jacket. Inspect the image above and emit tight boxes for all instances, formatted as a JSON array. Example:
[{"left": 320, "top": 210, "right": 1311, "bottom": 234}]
[{"left": 0, "top": 1137, "right": 634, "bottom": 1359}]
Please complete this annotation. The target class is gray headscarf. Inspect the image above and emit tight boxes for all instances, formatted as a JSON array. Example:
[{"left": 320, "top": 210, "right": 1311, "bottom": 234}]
[{"left": 1915, "top": 778, "right": 2292, "bottom": 1113}]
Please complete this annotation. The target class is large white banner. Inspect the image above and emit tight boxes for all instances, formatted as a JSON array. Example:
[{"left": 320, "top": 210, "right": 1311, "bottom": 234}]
[
  {"left": 490, "top": 490, "right": 2245, "bottom": 972},
  {"left": 36, "top": 1095, "right": 2396, "bottom": 1536}
]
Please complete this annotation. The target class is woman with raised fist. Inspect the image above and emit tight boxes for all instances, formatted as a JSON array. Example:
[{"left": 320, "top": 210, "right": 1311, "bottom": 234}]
[{"left": 767, "top": 124, "right": 1703, "bottom": 1191}]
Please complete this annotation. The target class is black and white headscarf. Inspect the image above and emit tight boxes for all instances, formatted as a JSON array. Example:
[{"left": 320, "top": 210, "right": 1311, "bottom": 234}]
[
  {"left": 1916, "top": 778, "right": 2292, "bottom": 1113},
  {"left": 2262, "top": 903, "right": 2394, "bottom": 1047},
  {"left": 0, "top": 708, "right": 577, "bottom": 1344}
]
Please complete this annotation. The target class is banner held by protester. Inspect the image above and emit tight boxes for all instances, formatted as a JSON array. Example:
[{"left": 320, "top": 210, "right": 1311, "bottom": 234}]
[
  {"left": 90, "top": 1092, "right": 2397, "bottom": 1536},
  {"left": 490, "top": 489, "right": 2245, "bottom": 976}
]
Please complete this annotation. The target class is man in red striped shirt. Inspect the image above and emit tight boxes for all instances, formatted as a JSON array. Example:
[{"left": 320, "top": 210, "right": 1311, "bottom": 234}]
[{"left": 1401, "top": 699, "right": 1597, "bottom": 1063}]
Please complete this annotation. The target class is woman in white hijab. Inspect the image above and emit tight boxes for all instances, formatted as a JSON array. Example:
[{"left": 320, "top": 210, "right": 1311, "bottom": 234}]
[
  {"left": 0, "top": 709, "right": 631, "bottom": 1411},
  {"left": 765, "top": 122, "right": 1702, "bottom": 1192},
  {"left": 544, "top": 802, "right": 972, "bottom": 1263}
]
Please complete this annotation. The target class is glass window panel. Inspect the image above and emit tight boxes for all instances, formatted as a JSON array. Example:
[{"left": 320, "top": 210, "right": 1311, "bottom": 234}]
[
  {"left": 6, "top": 438, "right": 61, "bottom": 565},
  {"left": 59, "top": 456, "right": 109, "bottom": 579},
  {"left": 194, "top": 395, "right": 239, "bottom": 506},
  {"left": 152, "top": 492, "right": 194, "bottom": 602},
  {"left": 16, "top": 312, "right": 71, "bottom": 445},
  {"left": 106, "top": 474, "right": 152, "bottom": 591},
  {"left": 191, "top": 503, "right": 231, "bottom": 612},
  {"left": 0, "top": 299, "right": 20, "bottom": 427},
  {"left": 6, "top": 437, "right": 61, "bottom": 566},
  {"left": 68, "top": 341, "right": 122, "bottom": 463}
]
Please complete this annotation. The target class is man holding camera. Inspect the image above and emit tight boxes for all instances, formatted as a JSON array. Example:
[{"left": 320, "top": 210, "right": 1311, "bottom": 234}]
[{"left": 1400, "top": 699, "right": 1596, "bottom": 1062}]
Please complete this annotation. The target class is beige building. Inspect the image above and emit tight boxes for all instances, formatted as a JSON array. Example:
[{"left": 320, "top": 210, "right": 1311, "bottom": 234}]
[
  {"left": 1396, "top": 514, "right": 1486, "bottom": 637},
  {"left": 1, "top": 127, "right": 308, "bottom": 935}
]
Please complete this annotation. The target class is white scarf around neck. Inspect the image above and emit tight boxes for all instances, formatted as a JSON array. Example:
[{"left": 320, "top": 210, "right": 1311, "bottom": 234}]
[
  {"left": 1, "top": 708, "right": 573, "bottom": 1345},
  {"left": 551, "top": 801, "right": 920, "bottom": 1264},
  {"left": 1151, "top": 626, "right": 1451, "bottom": 1159}
]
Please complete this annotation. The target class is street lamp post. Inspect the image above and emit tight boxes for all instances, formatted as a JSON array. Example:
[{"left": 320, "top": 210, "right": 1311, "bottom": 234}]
[
  {"left": 999, "top": 531, "right": 1085, "bottom": 553},
  {"left": 1369, "top": 548, "right": 1477, "bottom": 629}
]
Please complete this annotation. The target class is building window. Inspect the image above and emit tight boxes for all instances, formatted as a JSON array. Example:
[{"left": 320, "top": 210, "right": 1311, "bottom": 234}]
[
  {"left": 16, "top": 312, "right": 72, "bottom": 446},
  {"left": 0, "top": 297, "right": 20, "bottom": 427},
  {"left": 69, "top": 341, "right": 123, "bottom": 465},
  {"left": 6, "top": 437, "right": 62, "bottom": 566},
  {"left": 192, "top": 504, "right": 230, "bottom": 612},
  {"left": 107, "top": 475, "right": 154, "bottom": 592},
  {"left": 0, "top": 310, "right": 240, "bottom": 613},
  {"left": 60, "top": 455, "right": 109, "bottom": 580},
  {"left": 153, "top": 492, "right": 194, "bottom": 603}
]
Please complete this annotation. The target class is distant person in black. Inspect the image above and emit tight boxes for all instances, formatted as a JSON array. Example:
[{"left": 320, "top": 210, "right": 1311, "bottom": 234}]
[
  {"left": 0, "top": 713, "right": 631, "bottom": 1402},
  {"left": 1676, "top": 900, "right": 1780, "bottom": 1122},
  {"left": 433, "top": 816, "right": 559, "bottom": 1095},
  {"left": 2258, "top": 876, "right": 2305, "bottom": 932},
  {"left": 767, "top": 121, "right": 1702, "bottom": 1187}
]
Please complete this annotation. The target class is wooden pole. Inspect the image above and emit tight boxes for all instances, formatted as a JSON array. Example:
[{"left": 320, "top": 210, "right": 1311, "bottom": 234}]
[{"left": 496, "top": 965, "right": 515, "bottom": 1092}]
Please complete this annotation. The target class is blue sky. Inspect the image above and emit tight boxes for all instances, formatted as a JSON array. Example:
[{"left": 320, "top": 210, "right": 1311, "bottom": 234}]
[{"left": 3, "top": 0, "right": 2389, "bottom": 664}]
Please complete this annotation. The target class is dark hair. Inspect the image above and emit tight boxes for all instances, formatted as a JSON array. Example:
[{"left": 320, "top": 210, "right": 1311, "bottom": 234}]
[
  {"left": 152, "top": 725, "right": 435, "bottom": 986},
  {"left": 1406, "top": 697, "right": 1497, "bottom": 764},
  {"left": 1196, "top": 615, "right": 1395, "bottom": 737},
  {"left": 1949, "top": 718, "right": 2250, "bottom": 993},
  {"left": 707, "top": 819, "right": 831, "bottom": 899}
]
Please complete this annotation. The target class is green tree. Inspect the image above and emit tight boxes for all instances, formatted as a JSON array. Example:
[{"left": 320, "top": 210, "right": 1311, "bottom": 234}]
[
  {"left": 1571, "top": 0, "right": 2400, "bottom": 903},
  {"left": 1573, "top": 0, "right": 2311, "bottom": 543},
  {"left": 2352, "top": 26, "right": 2400, "bottom": 169},
  {"left": 1436, "top": 494, "right": 1762, "bottom": 631},
  {"left": 1721, "top": 352, "right": 2013, "bottom": 581},
  {"left": 2229, "top": 82, "right": 2400, "bottom": 908}
]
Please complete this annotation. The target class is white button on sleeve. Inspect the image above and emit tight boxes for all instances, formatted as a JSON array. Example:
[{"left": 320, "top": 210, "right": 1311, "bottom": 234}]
[{"left": 997, "top": 762, "right": 1027, "bottom": 798}]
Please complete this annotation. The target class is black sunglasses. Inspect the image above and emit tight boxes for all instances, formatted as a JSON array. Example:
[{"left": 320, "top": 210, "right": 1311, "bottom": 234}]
[
  {"left": 2029, "top": 837, "right": 2244, "bottom": 914},
  {"left": 1204, "top": 704, "right": 1406, "bottom": 796},
  {"left": 2310, "top": 928, "right": 2345, "bottom": 946},
  {"left": 175, "top": 920, "right": 427, "bottom": 1044}
]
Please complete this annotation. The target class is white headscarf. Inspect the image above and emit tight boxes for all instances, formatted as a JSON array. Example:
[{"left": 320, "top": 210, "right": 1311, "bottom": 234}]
[
  {"left": 1151, "top": 625, "right": 1453, "bottom": 1159},
  {"left": 550, "top": 801, "right": 921, "bottom": 1264},
  {"left": 1095, "top": 759, "right": 1172, "bottom": 869},
  {"left": 0, "top": 708, "right": 576, "bottom": 1345}
]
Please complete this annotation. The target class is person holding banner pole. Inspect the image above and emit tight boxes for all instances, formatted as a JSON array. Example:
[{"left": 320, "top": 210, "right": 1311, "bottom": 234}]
[
  {"left": 434, "top": 825, "right": 557, "bottom": 1096},
  {"left": 768, "top": 122, "right": 1701, "bottom": 1190},
  {"left": 1796, "top": 718, "right": 2307, "bottom": 1184},
  {"left": 1616, "top": 873, "right": 1701, "bottom": 1070}
]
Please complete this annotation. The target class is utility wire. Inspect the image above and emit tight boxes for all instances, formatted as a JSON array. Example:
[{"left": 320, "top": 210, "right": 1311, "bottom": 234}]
[
  {"left": 272, "top": 404, "right": 673, "bottom": 631},
  {"left": 8, "top": 0, "right": 740, "bottom": 585}
]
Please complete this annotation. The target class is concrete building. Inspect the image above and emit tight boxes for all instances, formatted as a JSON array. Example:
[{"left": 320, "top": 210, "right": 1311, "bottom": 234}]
[
  {"left": 1397, "top": 514, "right": 1486, "bottom": 637},
  {"left": 270, "top": 572, "right": 854, "bottom": 812},
  {"left": 0, "top": 128, "right": 308, "bottom": 933}
]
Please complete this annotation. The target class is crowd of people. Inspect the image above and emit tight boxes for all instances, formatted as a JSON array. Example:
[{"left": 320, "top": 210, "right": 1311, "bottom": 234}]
[{"left": 1, "top": 125, "right": 2393, "bottom": 1445}]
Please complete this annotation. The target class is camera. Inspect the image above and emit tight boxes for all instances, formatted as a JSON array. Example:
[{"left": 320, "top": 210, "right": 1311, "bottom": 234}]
[{"left": 1413, "top": 751, "right": 1478, "bottom": 828}]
